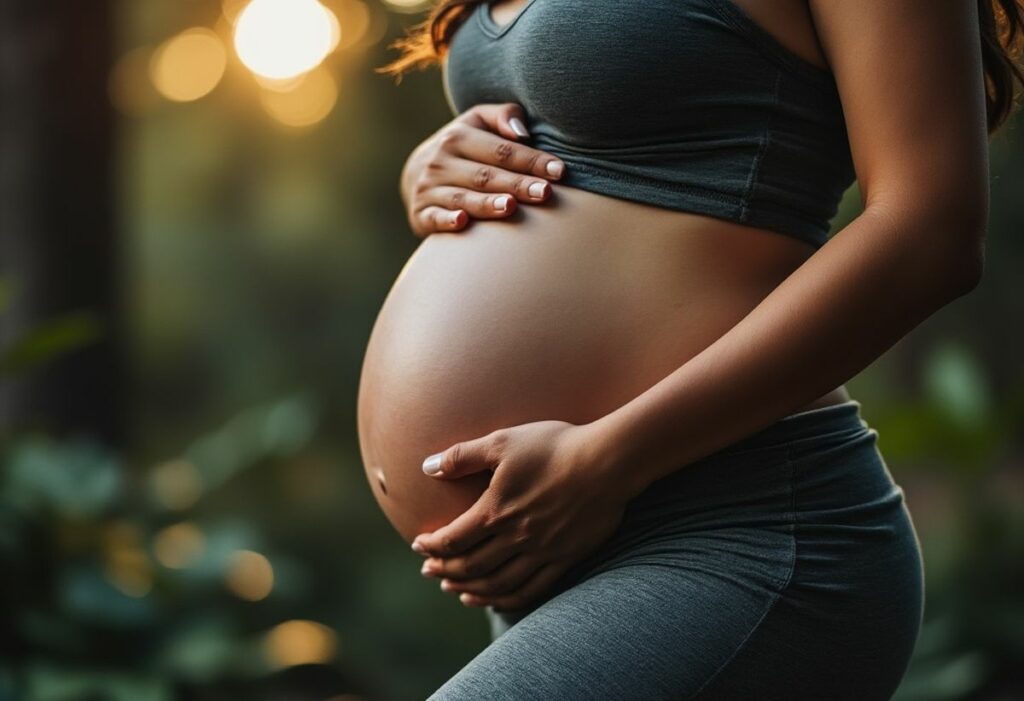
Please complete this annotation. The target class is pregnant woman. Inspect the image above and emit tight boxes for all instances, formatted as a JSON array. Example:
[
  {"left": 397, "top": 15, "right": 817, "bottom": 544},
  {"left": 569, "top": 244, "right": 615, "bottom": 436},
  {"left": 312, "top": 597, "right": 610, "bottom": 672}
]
[{"left": 358, "top": 0, "right": 1023, "bottom": 698}]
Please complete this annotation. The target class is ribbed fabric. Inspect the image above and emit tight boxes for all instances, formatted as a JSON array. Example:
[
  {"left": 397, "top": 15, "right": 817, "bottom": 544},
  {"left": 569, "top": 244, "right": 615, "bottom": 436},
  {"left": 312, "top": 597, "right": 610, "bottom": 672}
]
[
  {"left": 427, "top": 401, "right": 925, "bottom": 700},
  {"left": 442, "top": 0, "right": 857, "bottom": 249}
]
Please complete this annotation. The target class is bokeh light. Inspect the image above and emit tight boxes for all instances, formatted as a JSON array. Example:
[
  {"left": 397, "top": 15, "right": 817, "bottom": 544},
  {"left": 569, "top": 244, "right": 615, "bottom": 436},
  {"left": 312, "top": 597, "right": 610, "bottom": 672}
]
[
  {"left": 224, "top": 549, "right": 274, "bottom": 601},
  {"left": 149, "top": 458, "right": 203, "bottom": 510},
  {"left": 152, "top": 522, "right": 206, "bottom": 569},
  {"left": 222, "top": 0, "right": 249, "bottom": 24},
  {"left": 326, "top": 6, "right": 342, "bottom": 52},
  {"left": 105, "top": 547, "right": 153, "bottom": 597},
  {"left": 327, "top": 0, "right": 372, "bottom": 51},
  {"left": 381, "top": 0, "right": 432, "bottom": 12},
  {"left": 259, "top": 66, "right": 338, "bottom": 127},
  {"left": 234, "top": 0, "right": 338, "bottom": 80},
  {"left": 103, "top": 520, "right": 154, "bottom": 597},
  {"left": 149, "top": 28, "right": 227, "bottom": 102},
  {"left": 263, "top": 619, "right": 338, "bottom": 668}
]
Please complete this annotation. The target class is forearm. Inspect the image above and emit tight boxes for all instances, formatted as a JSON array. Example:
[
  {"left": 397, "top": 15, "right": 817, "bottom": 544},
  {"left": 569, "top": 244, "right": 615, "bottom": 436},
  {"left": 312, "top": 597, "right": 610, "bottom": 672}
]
[{"left": 583, "top": 204, "right": 985, "bottom": 499}]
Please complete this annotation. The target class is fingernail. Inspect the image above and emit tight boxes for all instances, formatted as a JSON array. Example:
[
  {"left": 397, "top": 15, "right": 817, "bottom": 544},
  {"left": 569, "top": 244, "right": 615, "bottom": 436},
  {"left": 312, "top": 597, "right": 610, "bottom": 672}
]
[
  {"left": 440, "top": 579, "right": 454, "bottom": 592},
  {"left": 411, "top": 540, "right": 426, "bottom": 554},
  {"left": 495, "top": 195, "right": 511, "bottom": 212},
  {"left": 528, "top": 182, "right": 547, "bottom": 199},
  {"left": 546, "top": 161, "right": 564, "bottom": 178},
  {"left": 422, "top": 453, "right": 443, "bottom": 475},
  {"left": 460, "top": 593, "right": 481, "bottom": 606},
  {"left": 421, "top": 560, "right": 436, "bottom": 575},
  {"left": 509, "top": 117, "right": 529, "bottom": 138},
  {"left": 449, "top": 211, "right": 461, "bottom": 226}
]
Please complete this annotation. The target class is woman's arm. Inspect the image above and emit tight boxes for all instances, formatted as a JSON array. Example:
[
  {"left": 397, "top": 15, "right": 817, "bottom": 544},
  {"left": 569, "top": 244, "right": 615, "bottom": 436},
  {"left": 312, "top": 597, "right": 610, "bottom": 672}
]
[
  {"left": 411, "top": 1, "right": 991, "bottom": 613},
  {"left": 581, "top": 0, "right": 990, "bottom": 498}
]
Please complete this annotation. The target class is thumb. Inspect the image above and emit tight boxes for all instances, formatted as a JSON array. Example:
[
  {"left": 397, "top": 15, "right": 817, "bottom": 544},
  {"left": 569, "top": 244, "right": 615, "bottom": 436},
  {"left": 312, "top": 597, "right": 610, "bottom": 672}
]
[
  {"left": 469, "top": 102, "right": 530, "bottom": 141},
  {"left": 499, "top": 103, "right": 531, "bottom": 140},
  {"left": 422, "top": 433, "right": 501, "bottom": 478}
]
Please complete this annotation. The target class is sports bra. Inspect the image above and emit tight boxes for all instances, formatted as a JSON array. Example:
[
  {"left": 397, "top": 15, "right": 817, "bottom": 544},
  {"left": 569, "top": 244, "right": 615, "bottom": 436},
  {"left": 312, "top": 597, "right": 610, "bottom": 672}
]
[{"left": 441, "top": 0, "right": 857, "bottom": 249}]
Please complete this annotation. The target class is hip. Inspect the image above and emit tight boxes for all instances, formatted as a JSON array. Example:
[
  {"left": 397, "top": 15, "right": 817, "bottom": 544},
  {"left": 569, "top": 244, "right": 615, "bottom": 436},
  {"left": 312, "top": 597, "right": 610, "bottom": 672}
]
[
  {"left": 571, "top": 399, "right": 921, "bottom": 583},
  {"left": 492, "top": 399, "right": 925, "bottom": 642}
]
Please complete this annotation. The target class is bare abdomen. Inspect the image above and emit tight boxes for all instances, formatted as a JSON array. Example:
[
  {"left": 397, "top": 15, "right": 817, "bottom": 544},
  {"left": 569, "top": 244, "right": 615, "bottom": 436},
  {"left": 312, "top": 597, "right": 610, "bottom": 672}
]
[{"left": 356, "top": 186, "right": 816, "bottom": 543}]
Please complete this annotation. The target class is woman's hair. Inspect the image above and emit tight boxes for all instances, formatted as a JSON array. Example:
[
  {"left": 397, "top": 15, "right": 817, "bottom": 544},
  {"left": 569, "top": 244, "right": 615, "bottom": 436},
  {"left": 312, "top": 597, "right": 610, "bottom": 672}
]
[{"left": 375, "top": 0, "right": 1024, "bottom": 135}]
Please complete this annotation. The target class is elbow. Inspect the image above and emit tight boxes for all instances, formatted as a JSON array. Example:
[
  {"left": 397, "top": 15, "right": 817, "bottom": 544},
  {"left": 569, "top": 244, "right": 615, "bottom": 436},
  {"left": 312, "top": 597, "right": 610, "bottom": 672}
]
[
  {"left": 920, "top": 233, "right": 985, "bottom": 309},
  {"left": 876, "top": 197, "right": 987, "bottom": 299},
  {"left": 943, "top": 206, "right": 987, "bottom": 297},
  {"left": 952, "top": 234, "right": 985, "bottom": 296},
  {"left": 922, "top": 224, "right": 986, "bottom": 302}
]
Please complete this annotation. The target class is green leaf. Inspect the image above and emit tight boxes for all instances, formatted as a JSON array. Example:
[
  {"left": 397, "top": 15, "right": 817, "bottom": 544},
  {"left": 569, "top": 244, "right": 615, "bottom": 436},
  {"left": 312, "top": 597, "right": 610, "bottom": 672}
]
[
  {"left": 5, "top": 436, "right": 123, "bottom": 516},
  {"left": 0, "top": 312, "right": 102, "bottom": 377}
]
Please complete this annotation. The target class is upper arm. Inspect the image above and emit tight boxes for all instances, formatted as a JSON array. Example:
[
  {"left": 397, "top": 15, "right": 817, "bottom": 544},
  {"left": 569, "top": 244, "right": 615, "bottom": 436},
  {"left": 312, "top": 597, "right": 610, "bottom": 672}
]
[{"left": 809, "top": 0, "right": 990, "bottom": 235}]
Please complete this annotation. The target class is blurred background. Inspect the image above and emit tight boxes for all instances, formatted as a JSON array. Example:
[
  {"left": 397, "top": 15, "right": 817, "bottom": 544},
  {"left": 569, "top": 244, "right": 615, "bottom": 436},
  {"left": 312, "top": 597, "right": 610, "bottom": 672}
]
[{"left": 0, "top": 1, "right": 1021, "bottom": 699}]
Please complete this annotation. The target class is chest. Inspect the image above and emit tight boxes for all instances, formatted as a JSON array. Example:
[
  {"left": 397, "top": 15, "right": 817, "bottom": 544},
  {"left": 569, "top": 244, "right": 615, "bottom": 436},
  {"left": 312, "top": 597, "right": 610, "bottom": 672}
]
[{"left": 443, "top": 0, "right": 778, "bottom": 141}]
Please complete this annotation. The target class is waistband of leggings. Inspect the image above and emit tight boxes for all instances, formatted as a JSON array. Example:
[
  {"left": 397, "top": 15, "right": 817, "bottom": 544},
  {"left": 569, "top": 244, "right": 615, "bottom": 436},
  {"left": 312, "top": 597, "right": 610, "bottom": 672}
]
[{"left": 714, "top": 399, "right": 867, "bottom": 457}]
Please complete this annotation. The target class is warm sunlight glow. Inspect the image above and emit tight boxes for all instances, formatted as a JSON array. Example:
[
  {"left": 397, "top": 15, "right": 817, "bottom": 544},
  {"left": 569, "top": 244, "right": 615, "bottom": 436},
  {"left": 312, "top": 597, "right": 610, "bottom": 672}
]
[
  {"left": 382, "top": 0, "right": 432, "bottom": 12},
  {"left": 259, "top": 67, "right": 338, "bottom": 127},
  {"left": 222, "top": 0, "right": 249, "bottom": 24},
  {"left": 225, "top": 549, "right": 275, "bottom": 601},
  {"left": 150, "top": 28, "right": 227, "bottom": 102},
  {"left": 330, "top": 0, "right": 371, "bottom": 51},
  {"left": 255, "top": 74, "right": 306, "bottom": 93},
  {"left": 327, "top": 6, "right": 342, "bottom": 52},
  {"left": 263, "top": 619, "right": 338, "bottom": 668},
  {"left": 234, "top": 0, "right": 337, "bottom": 80}
]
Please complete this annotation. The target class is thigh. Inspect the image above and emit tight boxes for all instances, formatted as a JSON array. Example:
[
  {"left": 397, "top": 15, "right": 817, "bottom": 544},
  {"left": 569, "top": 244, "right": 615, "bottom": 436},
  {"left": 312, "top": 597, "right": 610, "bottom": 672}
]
[{"left": 427, "top": 546, "right": 794, "bottom": 701}]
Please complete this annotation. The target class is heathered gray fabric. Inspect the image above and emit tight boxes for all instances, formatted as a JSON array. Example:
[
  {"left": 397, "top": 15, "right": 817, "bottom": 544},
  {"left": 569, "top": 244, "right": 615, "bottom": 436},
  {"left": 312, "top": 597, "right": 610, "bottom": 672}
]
[
  {"left": 427, "top": 401, "right": 925, "bottom": 700},
  {"left": 442, "top": 0, "right": 856, "bottom": 248}
]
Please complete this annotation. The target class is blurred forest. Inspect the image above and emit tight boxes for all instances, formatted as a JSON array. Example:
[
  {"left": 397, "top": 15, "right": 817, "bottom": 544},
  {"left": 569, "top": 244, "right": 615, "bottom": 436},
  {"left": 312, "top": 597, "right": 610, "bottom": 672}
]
[{"left": 0, "top": 1, "right": 1022, "bottom": 699}]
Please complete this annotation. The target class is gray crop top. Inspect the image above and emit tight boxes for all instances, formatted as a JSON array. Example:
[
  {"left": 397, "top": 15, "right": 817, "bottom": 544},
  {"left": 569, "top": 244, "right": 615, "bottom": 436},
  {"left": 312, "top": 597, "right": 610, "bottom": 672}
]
[{"left": 442, "top": 0, "right": 857, "bottom": 248}]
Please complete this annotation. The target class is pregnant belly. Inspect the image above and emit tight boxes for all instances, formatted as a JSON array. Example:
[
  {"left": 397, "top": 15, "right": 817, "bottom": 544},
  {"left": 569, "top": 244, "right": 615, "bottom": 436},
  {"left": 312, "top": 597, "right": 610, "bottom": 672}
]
[{"left": 357, "top": 186, "right": 817, "bottom": 543}]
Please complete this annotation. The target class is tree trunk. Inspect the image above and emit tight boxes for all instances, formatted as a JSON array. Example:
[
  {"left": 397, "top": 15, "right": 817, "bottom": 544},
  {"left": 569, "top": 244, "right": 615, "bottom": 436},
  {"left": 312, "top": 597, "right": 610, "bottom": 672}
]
[{"left": 0, "top": 0, "right": 122, "bottom": 445}]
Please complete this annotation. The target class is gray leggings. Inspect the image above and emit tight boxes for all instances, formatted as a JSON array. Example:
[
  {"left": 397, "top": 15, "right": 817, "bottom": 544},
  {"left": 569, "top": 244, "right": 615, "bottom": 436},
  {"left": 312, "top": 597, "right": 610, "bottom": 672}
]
[{"left": 428, "top": 400, "right": 924, "bottom": 700}]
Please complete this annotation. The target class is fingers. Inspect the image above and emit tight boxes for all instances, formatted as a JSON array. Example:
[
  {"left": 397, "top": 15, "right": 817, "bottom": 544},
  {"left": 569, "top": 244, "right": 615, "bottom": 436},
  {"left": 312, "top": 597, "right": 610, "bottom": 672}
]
[
  {"left": 418, "top": 186, "right": 519, "bottom": 222},
  {"left": 421, "top": 531, "right": 521, "bottom": 582},
  {"left": 406, "top": 103, "right": 565, "bottom": 238},
  {"left": 438, "top": 552, "right": 541, "bottom": 599},
  {"left": 446, "top": 123, "right": 564, "bottom": 181},
  {"left": 461, "top": 561, "right": 568, "bottom": 613},
  {"left": 411, "top": 494, "right": 496, "bottom": 556},
  {"left": 443, "top": 156, "right": 554, "bottom": 203},
  {"left": 412, "top": 205, "right": 468, "bottom": 235},
  {"left": 408, "top": 157, "right": 554, "bottom": 237}
]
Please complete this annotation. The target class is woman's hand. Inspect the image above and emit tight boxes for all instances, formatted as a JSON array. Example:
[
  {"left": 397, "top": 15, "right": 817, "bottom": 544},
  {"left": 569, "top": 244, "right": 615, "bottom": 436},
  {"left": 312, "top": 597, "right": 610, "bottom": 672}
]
[
  {"left": 410, "top": 420, "right": 630, "bottom": 613},
  {"left": 401, "top": 102, "right": 566, "bottom": 239}
]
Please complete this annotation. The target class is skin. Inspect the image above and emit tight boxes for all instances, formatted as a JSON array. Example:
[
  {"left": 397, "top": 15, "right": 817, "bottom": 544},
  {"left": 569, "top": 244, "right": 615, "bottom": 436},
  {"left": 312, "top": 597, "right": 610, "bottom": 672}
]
[{"left": 367, "top": 0, "right": 988, "bottom": 613}]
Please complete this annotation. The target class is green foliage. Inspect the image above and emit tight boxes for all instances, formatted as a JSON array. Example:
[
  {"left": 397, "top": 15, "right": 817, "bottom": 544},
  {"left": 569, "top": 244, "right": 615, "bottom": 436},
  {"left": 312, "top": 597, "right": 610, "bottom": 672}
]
[
  {"left": 0, "top": 278, "right": 102, "bottom": 379},
  {"left": 874, "top": 340, "right": 1021, "bottom": 477},
  {"left": 868, "top": 340, "right": 1024, "bottom": 701},
  {"left": 0, "top": 392, "right": 366, "bottom": 700}
]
